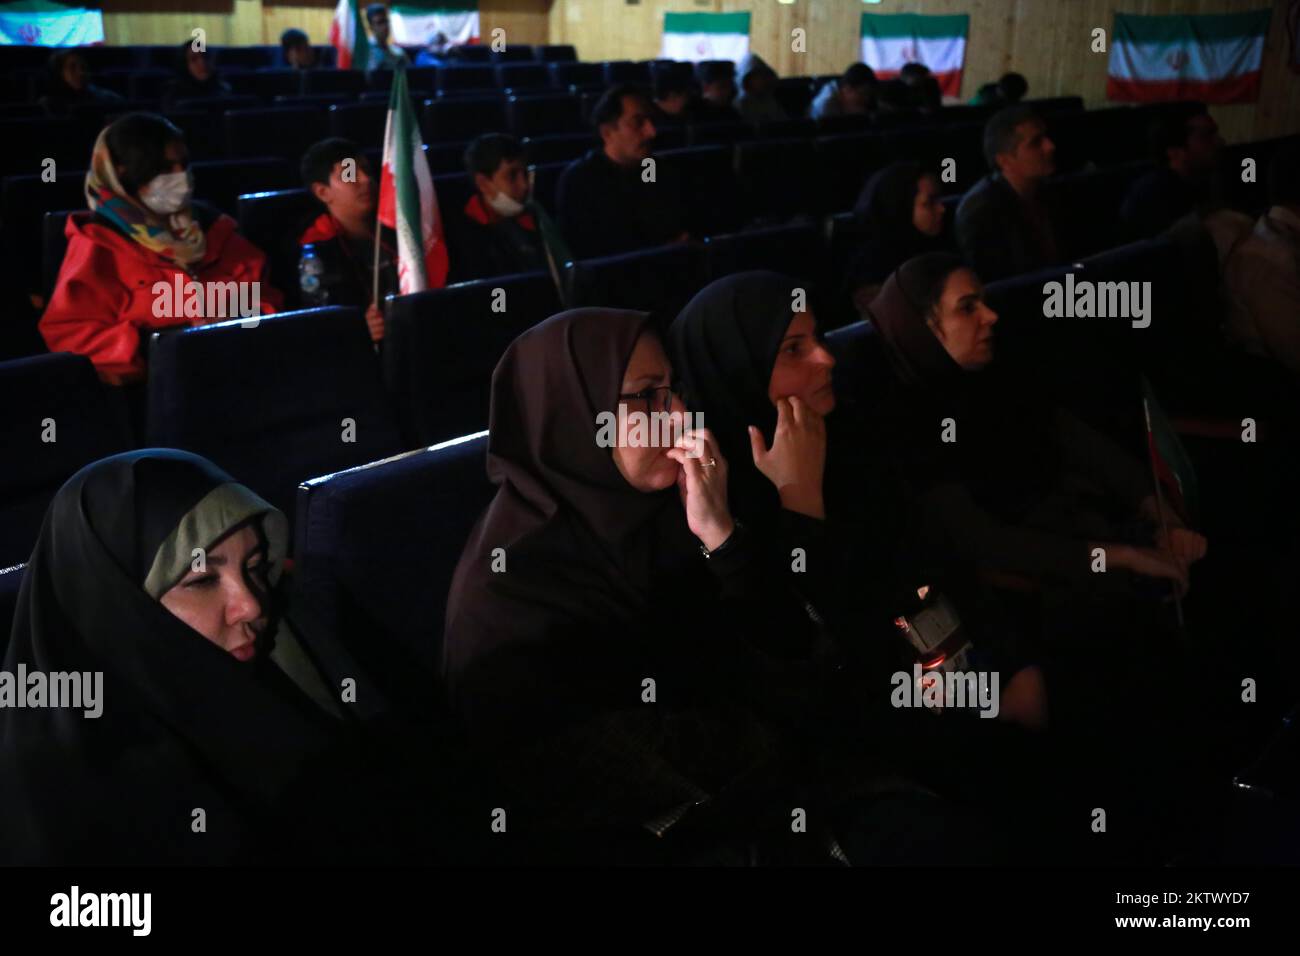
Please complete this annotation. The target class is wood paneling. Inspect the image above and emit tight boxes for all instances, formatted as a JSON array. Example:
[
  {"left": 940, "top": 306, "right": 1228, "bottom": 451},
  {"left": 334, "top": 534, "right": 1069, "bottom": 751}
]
[
  {"left": 102, "top": 0, "right": 550, "bottom": 50},
  {"left": 550, "top": 0, "right": 1299, "bottom": 143}
]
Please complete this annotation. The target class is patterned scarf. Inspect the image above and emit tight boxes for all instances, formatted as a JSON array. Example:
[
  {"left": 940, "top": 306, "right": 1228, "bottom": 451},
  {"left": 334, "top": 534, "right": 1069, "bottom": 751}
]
[{"left": 84, "top": 126, "right": 207, "bottom": 268}]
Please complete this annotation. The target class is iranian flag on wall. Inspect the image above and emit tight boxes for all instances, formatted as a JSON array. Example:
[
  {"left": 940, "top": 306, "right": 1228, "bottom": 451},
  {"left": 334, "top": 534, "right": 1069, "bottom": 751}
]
[
  {"left": 390, "top": 1, "right": 479, "bottom": 46},
  {"left": 0, "top": 0, "right": 104, "bottom": 45},
  {"left": 661, "top": 11, "right": 750, "bottom": 63},
  {"left": 859, "top": 13, "right": 969, "bottom": 98},
  {"left": 1107, "top": 9, "right": 1272, "bottom": 103}
]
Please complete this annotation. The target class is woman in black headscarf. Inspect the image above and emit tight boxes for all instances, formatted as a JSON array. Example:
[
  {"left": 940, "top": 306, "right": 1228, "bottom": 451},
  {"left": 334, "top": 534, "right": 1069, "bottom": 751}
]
[
  {"left": 868, "top": 253, "right": 1206, "bottom": 595},
  {"left": 442, "top": 308, "right": 867, "bottom": 862},
  {"left": 669, "top": 271, "right": 1049, "bottom": 729},
  {"left": 0, "top": 449, "right": 489, "bottom": 865},
  {"left": 842, "top": 161, "right": 950, "bottom": 317},
  {"left": 160, "top": 41, "right": 232, "bottom": 110},
  {"left": 38, "top": 50, "right": 124, "bottom": 116}
]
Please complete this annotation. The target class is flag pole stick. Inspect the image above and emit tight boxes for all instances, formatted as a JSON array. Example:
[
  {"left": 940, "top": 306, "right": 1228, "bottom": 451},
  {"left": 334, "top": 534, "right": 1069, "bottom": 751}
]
[
  {"left": 1143, "top": 396, "right": 1185, "bottom": 633},
  {"left": 529, "top": 166, "right": 567, "bottom": 307}
]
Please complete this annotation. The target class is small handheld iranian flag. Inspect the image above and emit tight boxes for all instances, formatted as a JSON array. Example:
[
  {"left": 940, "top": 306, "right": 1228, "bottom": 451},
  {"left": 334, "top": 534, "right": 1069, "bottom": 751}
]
[
  {"left": 330, "top": 0, "right": 370, "bottom": 71},
  {"left": 1107, "top": 9, "right": 1272, "bottom": 103},
  {"left": 661, "top": 11, "right": 750, "bottom": 63},
  {"left": 860, "top": 13, "right": 969, "bottom": 98},
  {"left": 377, "top": 66, "right": 449, "bottom": 296},
  {"left": 0, "top": 0, "right": 104, "bottom": 45},
  {"left": 390, "top": 1, "right": 480, "bottom": 46}
]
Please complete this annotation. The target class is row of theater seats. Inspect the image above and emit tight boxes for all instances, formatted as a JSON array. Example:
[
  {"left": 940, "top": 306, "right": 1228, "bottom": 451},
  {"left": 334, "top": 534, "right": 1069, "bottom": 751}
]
[
  {"left": 3, "top": 230, "right": 1289, "bottom": 600},
  {"left": 17, "top": 127, "right": 1295, "bottom": 317},
  {"left": 0, "top": 42, "right": 586, "bottom": 101},
  {"left": 4, "top": 232, "right": 1294, "bottom": 688}
]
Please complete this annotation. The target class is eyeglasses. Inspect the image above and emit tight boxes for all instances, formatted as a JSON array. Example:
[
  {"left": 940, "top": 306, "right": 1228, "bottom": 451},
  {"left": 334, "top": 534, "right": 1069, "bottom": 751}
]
[{"left": 617, "top": 384, "right": 676, "bottom": 414}]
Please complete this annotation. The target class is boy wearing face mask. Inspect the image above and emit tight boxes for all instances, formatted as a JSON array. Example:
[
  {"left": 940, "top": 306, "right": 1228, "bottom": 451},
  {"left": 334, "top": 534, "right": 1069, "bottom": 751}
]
[
  {"left": 452, "top": 134, "right": 567, "bottom": 283},
  {"left": 40, "top": 113, "right": 282, "bottom": 385}
]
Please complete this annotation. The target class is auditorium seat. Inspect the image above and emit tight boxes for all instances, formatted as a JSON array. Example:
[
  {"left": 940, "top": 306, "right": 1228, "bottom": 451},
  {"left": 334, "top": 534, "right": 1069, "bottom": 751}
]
[
  {"left": 825, "top": 211, "right": 871, "bottom": 283},
  {"left": 734, "top": 138, "right": 818, "bottom": 221},
  {"left": 702, "top": 222, "right": 825, "bottom": 290},
  {"left": 686, "top": 122, "right": 755, "bottom": 147},
  {"left": 127, "top": 69, "right": 176, "bottom": 100},
  {"left": 0, "top": 563, "right": 24, "bottom": 659},
  {"left": 527, "top": 161, "right": 566, "bottom": 212},
  {"left": 292, "top": 430, "right": 492, "bottom": 715},
  {"left": 884, "top": 123, "right": 985, "bottom": 193},
  {"left": 507, "top": 93, "right": 584, "bottom": 137},
  {"left": 213, "top": 46, "right": 277, "bottom": 71},
  {"left": 496, "top": 62, "right": 549, "bottom": 91},
  {"left": 301, "top": 70, "right": 366, "bottom": 97},
  {"left": 146, "top": 308, "right": 406, "bottom": 522},
  {"left": 226, "top": 69, "right": 301, "bottom": 100},
  {"left": 171, "top": 94, "right": 260, "bottom": 114},
  {"left": 534, "top": 44, "right": 578, "bottom": 63},
  {"left": 566, "top": 243, "right": 708, "bottom": 320},
  {"left": 602, "top": 60, "right": 651, "bottom": 86},
  {"left": 825, "top": 318, "right": 892, "bottom": 408},
  {"left": 773, "top": 77, "right": 815, "bottom": 119},
  {"left": 78, "top": 45, "right": 140, "bottom": 71},
  {"left": 0, "top": 353, "right": 133, "bottom": 568},
  {"left": 2, "top": 171, "right": 87, "bottom": 297},
  {"left": 651, "top": 60, "right": 695, "bottom": 88},
  {"left": 328, "top": 101, "right": 389, "bottom": 145},
  {"left": 404, "top": 67, "right": 438, "bottom": 95},
  {"left": 1043, "top": 160, "right": 1154, "bottom": 258},
  {"left": 549, "top": 61, "right": 604, "bottom": 91},
  {"left": 0, "top": 118, "right": 95, "bottom": 177},
  {"left": 235, "top": 188, "right": 317, "bottom": 307},
  {"left": 437, "top": 65, "right": 497, "bottom": 95},
  {"left": 159, "top": 110, "right": 226, "bottom": 161},
  {"left": 223, "top": 107, "right": 328, "bottom": 161},
  {"left": 814, "top": 133, "right": 890, "bottom": 213},
  {"left": 422, "top": 95, "right": 506, "bottom": 143},
  {"left": 659, "top": 145, "right": 744, "bottom": 236},
  {"left": 41, "top": 209, "right": 92, "bottom": 301},
  {"left": 753, "top": 117, "right": 816, "bottom": 139},
  {"left": 522, "top": 132, "right": 597, "bottom": 165},
  {"left": 384, "top": 271, "right": 562, "bottom": 445},
  {"left": 192, "top": 156, "right": 297, "bottom": 216},
  {"left": 274, "top": 93, "right": 353, "bottom": 109},
  {"left": 491, "top": 45, "right": 537, "bottom": 63}
]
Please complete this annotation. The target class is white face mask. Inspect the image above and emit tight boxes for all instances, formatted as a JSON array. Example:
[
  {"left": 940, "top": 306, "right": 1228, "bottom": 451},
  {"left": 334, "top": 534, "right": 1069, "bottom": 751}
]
[
  {"left": 485, "top": 189, "right": 526, "bottom": 219},
  {"left": 138, "top": 169, "right": 194, "bottom": 215}
]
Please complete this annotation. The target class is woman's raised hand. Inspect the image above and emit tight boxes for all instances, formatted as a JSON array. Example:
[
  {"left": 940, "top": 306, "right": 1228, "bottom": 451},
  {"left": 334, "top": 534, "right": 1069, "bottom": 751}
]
[
  {"left": 748, "top": 395, "right": 827, "bottom": 519},
  {"left": 666, "top": 428, "right": 734, "bottom": 552}
]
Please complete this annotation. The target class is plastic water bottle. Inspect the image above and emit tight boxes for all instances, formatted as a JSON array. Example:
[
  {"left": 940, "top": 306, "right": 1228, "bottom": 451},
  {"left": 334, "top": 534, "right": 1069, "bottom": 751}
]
[{"left": 299, "top": 243, "right": 327, "bottom": 306}]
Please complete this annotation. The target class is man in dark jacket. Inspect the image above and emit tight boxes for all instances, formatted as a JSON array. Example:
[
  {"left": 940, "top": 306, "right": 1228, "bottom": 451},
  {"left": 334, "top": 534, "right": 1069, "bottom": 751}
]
[
  {"left": 296, "top": 137, "right": 395, "bottom": 341},
  {"left": 1120, "top": 105, "right": 1223, "bottom": 241},
  {"left": 955, "top": 105, "right": 1062, "bottom": 281},
  {"left": 452, "top": 134, "right": 549, "bottom": 282},
  {"left": 556, "top": 84, "right": 689, "bottom": 258}
]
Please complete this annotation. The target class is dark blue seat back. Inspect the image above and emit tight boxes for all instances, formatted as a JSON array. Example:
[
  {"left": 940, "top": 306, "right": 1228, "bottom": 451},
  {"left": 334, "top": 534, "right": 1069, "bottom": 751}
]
[
  {"left": 703, "top": 223, "right": 824, "bottom": 288},
  {"left": 496, "top": 62, "right": 549, "bottom": 91},
  {"left": 146, "top": 308, "right": 405, "bottom": 521},
  {"left": 293, "top": 431, "right": 493, "bottom": 710},
  {"left": 192, "top": 156, "right": 297, "bottom": 216},
  {"left": 235, "top": 188, "right": 318, "bottom": 308},
  {"left": 0, "top": 354, "right": 132, "bottom": 567},
  {"left": 825, "top": 319, "right": 892, "bottom": 408},
  {"left": 535, "top": 45, "right": 577, "bottom": 63},
  {"left": 328, "top": 102, "right": 389, "bottom": 145},
  {"left": 566, "top": 243, "right": 709, "bottom": 322},
  {"left": 421, "top": 94, "right": 505, "bottom": 143},
  {"left": 2, "top": 170, "right": 87, "bottom": 297},
  {"left": 223, "top": 107, "right": 329, "bottom": 161},
  {"left": 549, "top": 61, "right": 604, "bottom": 90},
  {"left": 437, "top": 65, "right": 496, "bottom": 94},
  {"left": 507, "top": 93, "right": 583, "bottom": 137},
  {"left": 383, "top": 271, "right": 561, "bottom": 446}
]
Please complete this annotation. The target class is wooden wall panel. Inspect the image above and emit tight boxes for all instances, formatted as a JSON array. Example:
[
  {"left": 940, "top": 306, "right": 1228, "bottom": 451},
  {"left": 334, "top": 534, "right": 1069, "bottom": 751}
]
[
  {"left": 550, "top": 0, "right": 1299, "bottom": 143},
  {"left": 102, "top": 0, "right": 550, "bottom": 50}
]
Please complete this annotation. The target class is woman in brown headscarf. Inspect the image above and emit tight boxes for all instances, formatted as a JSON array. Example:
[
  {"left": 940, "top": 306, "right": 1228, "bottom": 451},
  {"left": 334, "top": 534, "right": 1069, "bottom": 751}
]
[{"left": 441, "top": 308, "right": 848, "bottom": 861}]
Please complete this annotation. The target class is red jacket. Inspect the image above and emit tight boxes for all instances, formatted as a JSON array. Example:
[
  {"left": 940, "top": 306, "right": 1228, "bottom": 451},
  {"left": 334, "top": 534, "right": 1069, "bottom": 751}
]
[{"left": 40, "top": 211, "right": 283, "bottom": 380}]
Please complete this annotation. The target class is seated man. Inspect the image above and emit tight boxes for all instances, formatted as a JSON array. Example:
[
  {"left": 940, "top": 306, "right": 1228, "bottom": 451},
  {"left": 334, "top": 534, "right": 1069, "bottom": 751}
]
[
  {"left": 281, "top": 28, "right": 317, "bottom": 70},
  {"left": 651, "top": 74, "right": 691, "bottom": 126},
  {"left": 453, "top": 133, "right": 558, "bottom": 282},
  {"left": 734, "top": 53, "right": 787, "bottom": 123},
  {"left": 809, "top": 62, "right": 876, "bottom": 119},
  {"left": 365, "top": 3, "right": 409, "bottom": 73},
  {"left": 691, "top": 61, "right": 740, "bottom": 123},
  {"left": 1223, "top": 143, "right": 1300, "bottom": 374},
  {"left": 955, "top": 105, "right": 1062, "bottom": 281},
  {"left": 556, "top": 84, "right": 688, "bottom": 258},
  {"left": 1120, "top": 105, "right": 1223, "bottom": 241},
  {"left": 296, "top": 138, "right": 393, "bottom": 342}
]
